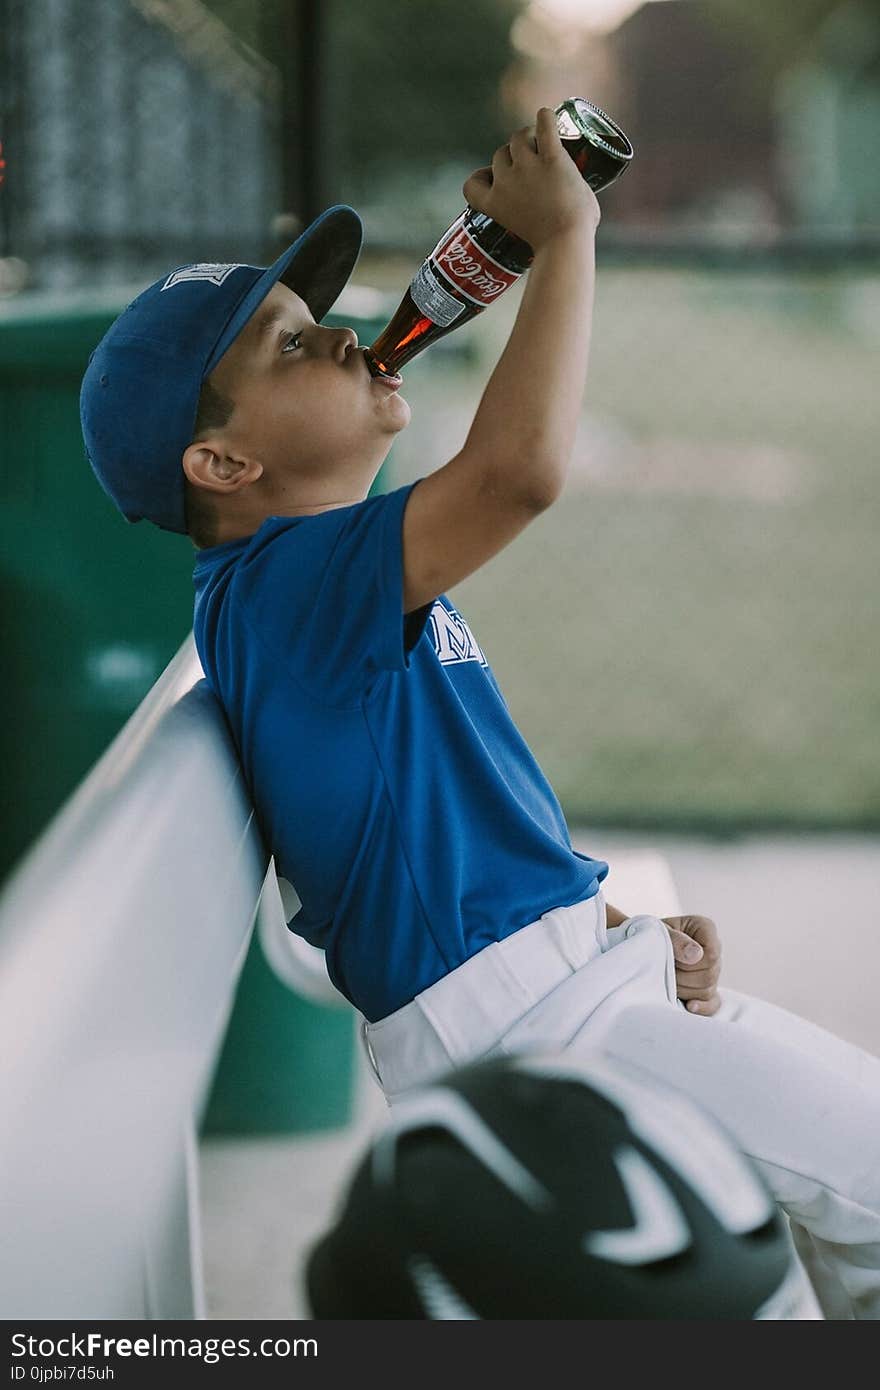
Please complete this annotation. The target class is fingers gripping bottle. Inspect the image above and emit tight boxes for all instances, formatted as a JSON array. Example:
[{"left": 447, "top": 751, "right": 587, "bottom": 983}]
[{"left": 363, "top": 97, "right": 633, "bottom": 382}]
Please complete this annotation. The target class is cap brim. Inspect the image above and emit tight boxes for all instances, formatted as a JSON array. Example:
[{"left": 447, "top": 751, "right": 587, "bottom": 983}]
[{"left": 204, "top": 204, "right": 363, "bottom": 376}]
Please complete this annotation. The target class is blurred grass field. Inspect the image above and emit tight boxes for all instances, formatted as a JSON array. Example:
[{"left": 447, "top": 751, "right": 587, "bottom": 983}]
[{"left": 359, "top": 254, "right": 880, "bottom": 833}]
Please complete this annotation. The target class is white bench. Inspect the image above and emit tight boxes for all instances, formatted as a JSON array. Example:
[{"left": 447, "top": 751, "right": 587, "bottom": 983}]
[{"left": 0, "top": 633, "right": 276, "bottom": 1318}]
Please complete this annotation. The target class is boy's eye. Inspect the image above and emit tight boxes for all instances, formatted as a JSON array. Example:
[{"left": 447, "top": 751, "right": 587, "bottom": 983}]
[{"left": 281, "top": 331, "right": 304, "bottom": 354}]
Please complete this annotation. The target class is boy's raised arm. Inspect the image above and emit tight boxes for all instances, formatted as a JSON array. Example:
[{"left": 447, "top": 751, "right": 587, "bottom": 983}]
[
  {"left": 459, "top": 220, "right": 597, "bottom": 507},
  {"left": 400, "top": 108, "right": 601, "bottom": 615}
]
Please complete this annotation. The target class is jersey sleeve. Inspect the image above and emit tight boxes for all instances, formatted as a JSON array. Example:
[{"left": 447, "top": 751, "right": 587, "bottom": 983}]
[{"left": 232, "top": 478, "right": 431, "bottom": 707}]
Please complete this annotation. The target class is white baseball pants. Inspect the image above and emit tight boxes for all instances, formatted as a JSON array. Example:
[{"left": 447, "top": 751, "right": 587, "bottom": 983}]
[{"left": 360, "top": 888, "right": 880, "bottom": 1319}]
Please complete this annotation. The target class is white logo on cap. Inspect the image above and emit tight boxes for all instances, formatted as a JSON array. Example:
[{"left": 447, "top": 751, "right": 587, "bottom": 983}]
[{"left": 161, "top": 263, "right": 243, "bottom": 291}]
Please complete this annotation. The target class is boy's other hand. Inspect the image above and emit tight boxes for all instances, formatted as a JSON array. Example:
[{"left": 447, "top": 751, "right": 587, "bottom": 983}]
[
  {"left": 661, "top": 915, "right": 723, "bottom": 1016},
  {"left": 462, "top": 107, "right": 600, "bottom": 253}
]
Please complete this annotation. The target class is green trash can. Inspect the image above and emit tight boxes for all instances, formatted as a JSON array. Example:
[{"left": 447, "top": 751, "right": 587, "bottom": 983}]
[
  {"left": 199, "top": 908, "right": 359, "bottom": 1135},
  {"left": 0, "top": 286, "right": 197, "bottom": 884},
  {"left": 0, "top": 284, "right": 393, "bottom": 1135}
]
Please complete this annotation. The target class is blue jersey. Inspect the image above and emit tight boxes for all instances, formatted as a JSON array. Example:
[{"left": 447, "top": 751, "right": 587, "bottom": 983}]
[{"left": 192, "top": 479, "right": 608, "bottom": 1022}]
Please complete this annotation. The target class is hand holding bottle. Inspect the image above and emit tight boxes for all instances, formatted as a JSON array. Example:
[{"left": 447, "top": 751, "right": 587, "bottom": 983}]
[
  {"left": 462, "top": 108, "right": 601, "bottom": 254},
  {"left": 364, "top": 97, "right": 632, "bottom": 380}
]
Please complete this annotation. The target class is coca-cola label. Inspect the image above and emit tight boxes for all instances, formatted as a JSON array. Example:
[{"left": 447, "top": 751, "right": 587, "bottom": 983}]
[{"left": 430, "top": 223, "right": 520, "bottom": 308}]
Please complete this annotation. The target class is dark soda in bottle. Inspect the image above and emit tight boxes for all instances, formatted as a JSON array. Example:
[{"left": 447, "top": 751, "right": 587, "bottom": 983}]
[{"left": 363, "top": 98, "right": 633, "bottom": 381}]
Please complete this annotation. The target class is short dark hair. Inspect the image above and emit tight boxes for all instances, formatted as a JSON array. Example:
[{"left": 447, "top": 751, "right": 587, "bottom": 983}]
[{"left": 184, "top": 377, "right": 236, "bottom": 549}]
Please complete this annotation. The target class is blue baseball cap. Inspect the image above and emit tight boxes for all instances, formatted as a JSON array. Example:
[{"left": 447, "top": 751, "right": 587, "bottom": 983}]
[{"left": 80, "top": 204, "right": 364, "bottom": 536}]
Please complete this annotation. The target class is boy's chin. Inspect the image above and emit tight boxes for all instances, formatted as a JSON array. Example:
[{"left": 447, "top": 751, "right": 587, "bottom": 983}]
[{"left": 385, "top": 394, "right": 412, "bottom": 428}]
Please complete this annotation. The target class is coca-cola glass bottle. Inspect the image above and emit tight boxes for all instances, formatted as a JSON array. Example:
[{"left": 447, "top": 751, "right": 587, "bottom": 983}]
[{"left": 363, "top": 97, "right": 633, "bottom": 382}]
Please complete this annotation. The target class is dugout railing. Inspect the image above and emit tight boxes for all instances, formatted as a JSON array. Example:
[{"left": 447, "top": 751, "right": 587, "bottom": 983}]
[{"left": 0, "top": 631, "right": 344, "bottom": 1319}]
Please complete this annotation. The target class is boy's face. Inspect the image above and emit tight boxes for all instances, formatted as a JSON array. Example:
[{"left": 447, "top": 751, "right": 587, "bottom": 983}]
[{"left": 182, "top": 280, "right": 410, "bottom": 530}]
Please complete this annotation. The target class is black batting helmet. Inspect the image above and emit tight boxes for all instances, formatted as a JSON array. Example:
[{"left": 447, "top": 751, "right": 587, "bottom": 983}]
[{"left": 305, "top": 1050, "right": 818, "bottom": 1319}]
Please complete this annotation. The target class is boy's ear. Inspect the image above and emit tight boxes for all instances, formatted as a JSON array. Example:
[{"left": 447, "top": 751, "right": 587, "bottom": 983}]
[
  {"left": 182, "top": 443, "right": 263, "bottom": 494},
  {"left": 181, "top": 441, "right": 217, "bottom": 490}
]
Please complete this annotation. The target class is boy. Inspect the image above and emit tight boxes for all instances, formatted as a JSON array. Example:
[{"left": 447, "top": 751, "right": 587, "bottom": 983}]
[{"left": 81, "top": 109, "right": 880, "bottom": 1317}]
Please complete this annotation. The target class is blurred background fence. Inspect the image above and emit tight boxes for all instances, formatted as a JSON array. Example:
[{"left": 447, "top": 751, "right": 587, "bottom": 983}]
[
  {"left": 1, "top": 0, "right": 878, "bottom": 852},
  {"left": 4, "top": 0, "right": 879, "bottom": 286}
]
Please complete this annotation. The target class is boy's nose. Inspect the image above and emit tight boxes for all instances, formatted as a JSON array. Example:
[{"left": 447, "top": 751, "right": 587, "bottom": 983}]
[{"left": 336, "top": 326, "right": 359, "bottom": 358}]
